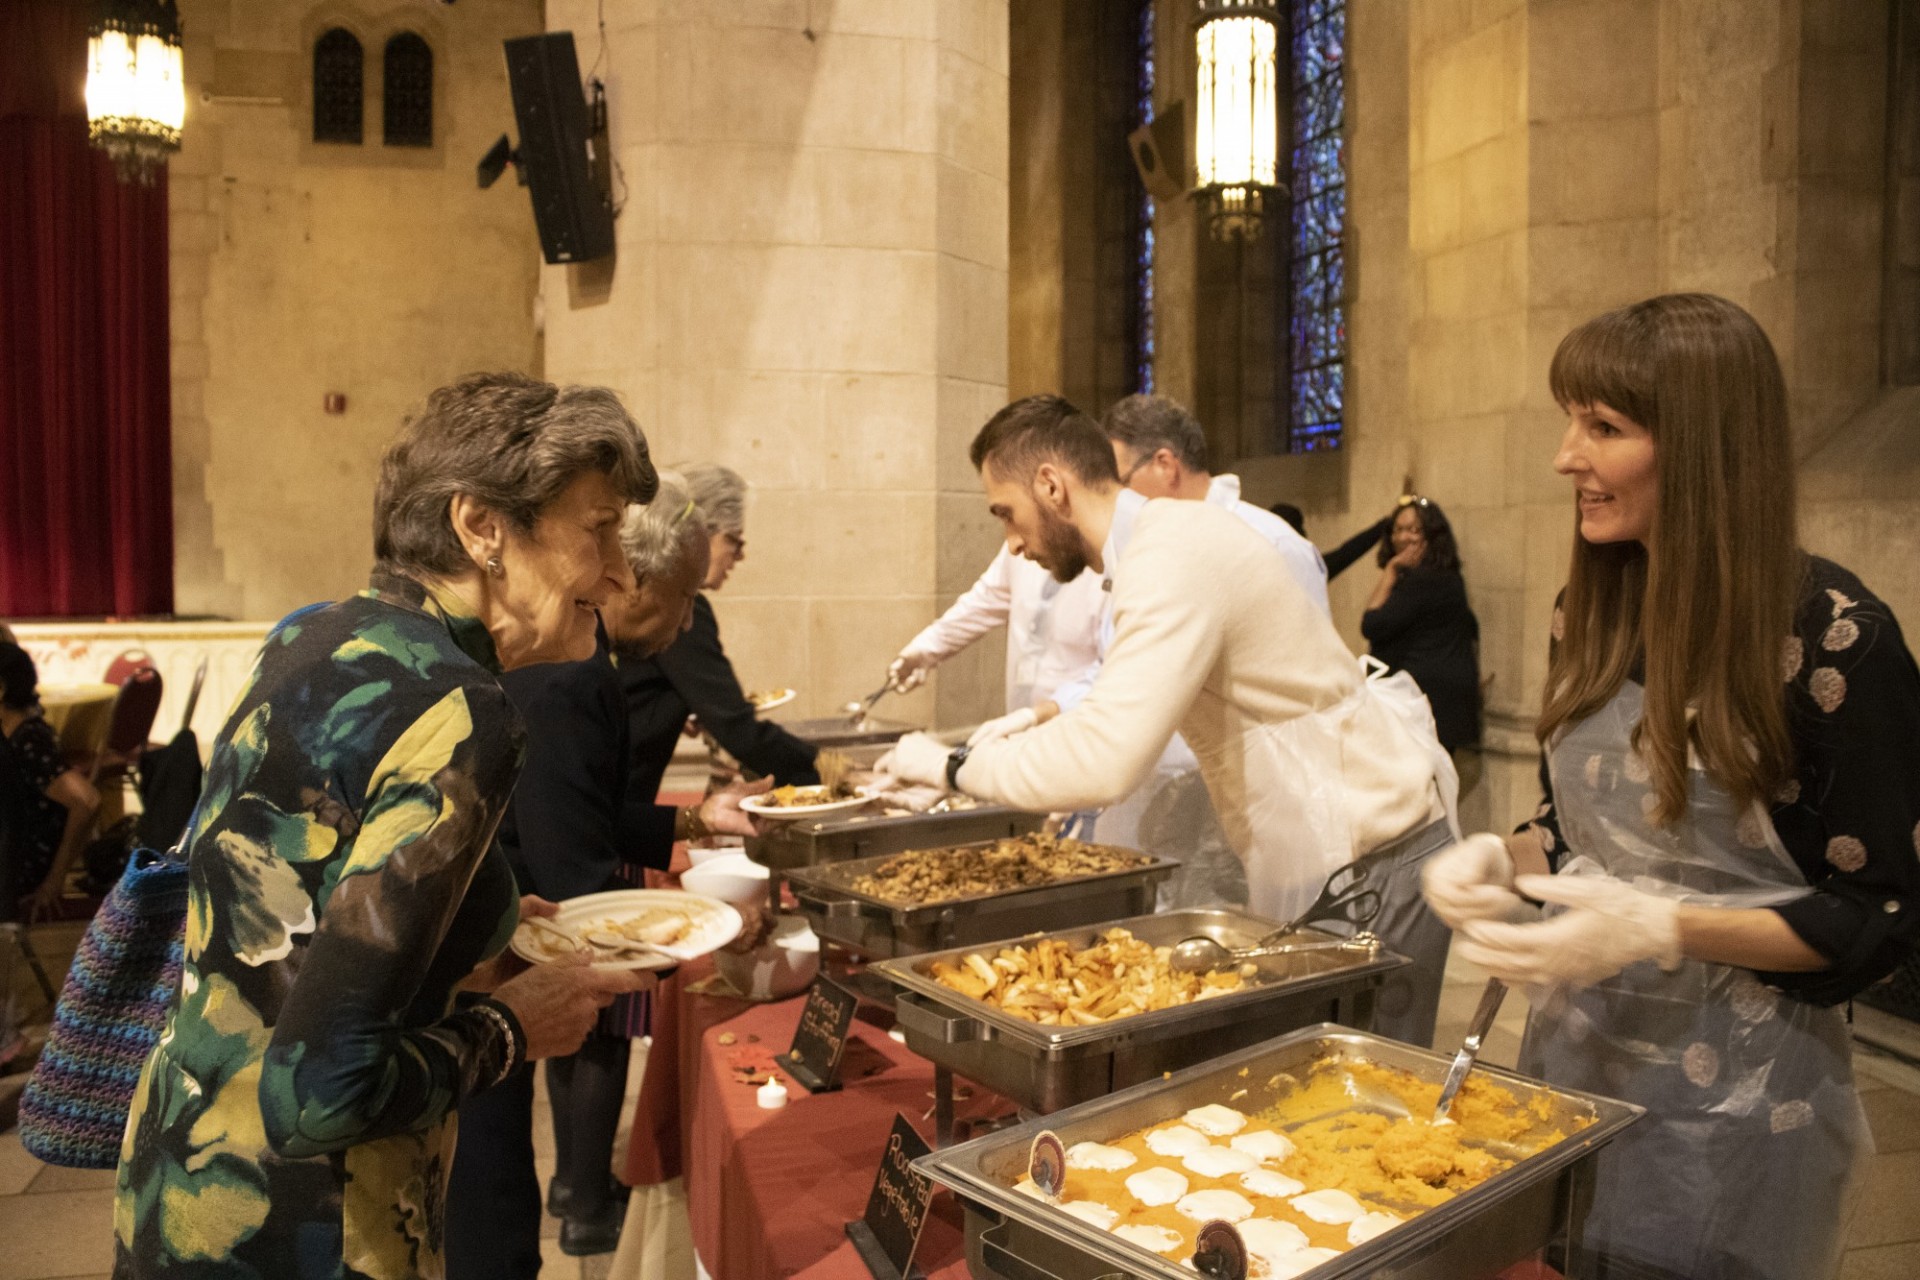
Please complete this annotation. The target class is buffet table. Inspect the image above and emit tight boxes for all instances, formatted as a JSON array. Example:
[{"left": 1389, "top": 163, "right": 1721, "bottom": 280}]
[{"left": 629, "top": 974, "right": 1009, "bottom": 1278}]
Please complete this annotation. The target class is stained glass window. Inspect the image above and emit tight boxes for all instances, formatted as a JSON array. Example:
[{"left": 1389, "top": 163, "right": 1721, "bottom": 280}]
[
  {"left": 313, "top": 28, "right": 363, "bottom": 145},
  {"left": 1135, "top": 1, "right": 1157, "bottom": 394},
  {"left": 383, "top": 33, "right": 433, "bottom": 148},
  {"left": 1287, "top": 0, "right": 1345, "bottom": 451}
]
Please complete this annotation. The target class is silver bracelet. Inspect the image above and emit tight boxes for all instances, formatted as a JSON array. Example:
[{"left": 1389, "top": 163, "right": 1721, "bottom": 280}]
[{"left": 472, "top": 1001, "right": 521, "bottom": 1085}]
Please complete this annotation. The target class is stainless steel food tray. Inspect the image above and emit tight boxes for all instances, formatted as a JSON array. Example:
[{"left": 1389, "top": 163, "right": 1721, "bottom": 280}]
[
  {"left": 747, "top": 803, "right": 1049, "bottom": 871},
  {"left": 916, "top": 1025, "right": 1643, "bottom": 1280},
  {"left": 775, "top": 714, "right": 922, "bottom": 749},
  {"left": 875, "top": 910, "right": 1405, "bottom": 1114},
  {"left": 786, "top": 843, "right": 1178, "bottom": 960}
]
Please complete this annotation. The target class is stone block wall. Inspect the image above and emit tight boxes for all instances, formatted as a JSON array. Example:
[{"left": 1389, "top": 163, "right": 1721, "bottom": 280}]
[
  {"left": 169, "top": 0, "right": 545, "bottom": 621},
  {"left": 540, "top": 0, "right": 1011, "bottom": 728}
]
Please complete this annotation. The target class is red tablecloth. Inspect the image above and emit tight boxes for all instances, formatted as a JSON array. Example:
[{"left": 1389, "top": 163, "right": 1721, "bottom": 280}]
[{"left": 679, "top": 996, "right": 1013, "bottom": 1278}]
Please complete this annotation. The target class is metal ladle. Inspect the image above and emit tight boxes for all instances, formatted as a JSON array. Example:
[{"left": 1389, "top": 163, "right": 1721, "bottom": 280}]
[{"left": 1168, "top": 930, "right": 1381, "bottom": 974}]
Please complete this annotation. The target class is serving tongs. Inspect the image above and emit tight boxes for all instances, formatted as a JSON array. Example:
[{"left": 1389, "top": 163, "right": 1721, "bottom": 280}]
[
  {"left": 1168, "top": 930, "right": 1380, "bottom": 974},
  {"left": 1432, "top": 977, "right": 1509, "bottom": 1123},
  {"left": 842, "top": 678, "right": 892, "bottom": 726},
  {"left": 1169, "top": 840, "right": 1396, "bottom": 974}
]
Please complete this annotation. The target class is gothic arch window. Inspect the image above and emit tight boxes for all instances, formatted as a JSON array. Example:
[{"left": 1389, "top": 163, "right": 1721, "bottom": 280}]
[
  {"left": 313, "top": 28, "right": 363, "bottom": 145},
  {"left": 383, "top": 32, "right": 434, "bottom": 148}
]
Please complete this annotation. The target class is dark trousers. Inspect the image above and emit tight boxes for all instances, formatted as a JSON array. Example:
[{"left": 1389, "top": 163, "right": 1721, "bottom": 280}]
[
  {"left": 545, "top": 1031, "right": 631, "bottom": 1217},
  {"left": 445, "top": 1062, "right": 543, "bottom": 1280}
]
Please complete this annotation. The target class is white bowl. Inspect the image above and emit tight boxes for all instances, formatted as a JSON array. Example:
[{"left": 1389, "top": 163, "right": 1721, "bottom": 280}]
[
  {"left": 679, "top": 851, "right": 769, "bottom": 905},
  {"left": 712, "top": 916, "right": 821, "bottom": 1001},
  {"left": 686, "top": 837, "right": 745, "bottom": 867}
]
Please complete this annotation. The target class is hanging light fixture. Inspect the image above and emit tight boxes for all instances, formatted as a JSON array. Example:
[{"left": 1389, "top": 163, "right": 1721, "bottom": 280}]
[
  {"left": 85, "top": 0, "right": 186, "bottom": 185},
  {"left": 1193, "top": 0, "right": 1281, "bottom": 240}
]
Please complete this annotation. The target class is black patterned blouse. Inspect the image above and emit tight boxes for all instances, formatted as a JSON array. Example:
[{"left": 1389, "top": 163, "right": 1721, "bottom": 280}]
[
  {"left": 1, "top": 711, "right": 67, "bottom": 904},
  {"left": 113, "top": 571, "right": 527, "bottom": 1279},
  {"left": 1522, "top": 557, "right": 1920, "bottom": 1005}
]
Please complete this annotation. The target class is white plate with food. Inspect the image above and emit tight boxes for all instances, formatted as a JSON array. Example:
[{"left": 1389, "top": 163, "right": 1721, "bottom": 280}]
[
  {"left": 746, "top": 687, "right": 796, "bottom": 711},
  {"left": 738, "top": 784, "right": 879, "bottom": 819},
  {"left": 510, "top": 889, "right": 743, "bottom": 970}
]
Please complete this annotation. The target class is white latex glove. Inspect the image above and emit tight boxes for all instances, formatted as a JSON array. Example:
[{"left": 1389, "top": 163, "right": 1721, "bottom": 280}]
[
  {"left": 1421, "top": 833, "right": 1527, "bottom": 929},
  {"left": 1457, "top": 873, "right": 1683, "bottom": 989},
  {"left": 967, "top": 707, "right": 1038, "bottom": 748},
  {"left": 888, "top": 648, "right": 936, "bottom": 693},
  {"left": 880, "top": 731, "right": 954, "bottom": 791}
]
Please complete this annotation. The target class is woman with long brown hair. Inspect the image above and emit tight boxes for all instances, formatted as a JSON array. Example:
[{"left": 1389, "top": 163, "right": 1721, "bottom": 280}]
[{"left": 1422, "top": 293, "right": 1920, "bottom": 1280}]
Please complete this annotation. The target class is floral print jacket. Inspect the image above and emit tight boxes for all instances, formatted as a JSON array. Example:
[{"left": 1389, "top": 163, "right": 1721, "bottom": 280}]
[{"left": 114, "top": 571, "right": 525, "bottom": 1280}]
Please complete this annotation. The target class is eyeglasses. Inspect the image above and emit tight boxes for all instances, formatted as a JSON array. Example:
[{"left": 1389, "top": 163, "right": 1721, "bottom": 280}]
[{"left": 1119, "top": 452, "right": 1157, "bottom": 484}]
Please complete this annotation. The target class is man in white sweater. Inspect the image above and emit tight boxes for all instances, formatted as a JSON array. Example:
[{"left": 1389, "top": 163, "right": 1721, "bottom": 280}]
[{"left": 887, "top": 395, "right": 1457, "bottom": 1043}]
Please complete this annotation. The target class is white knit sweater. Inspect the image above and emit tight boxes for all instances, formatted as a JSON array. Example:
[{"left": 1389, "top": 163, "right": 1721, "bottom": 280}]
[{"left": 957, "top": 499, "right": 1437, "bottom": 902}]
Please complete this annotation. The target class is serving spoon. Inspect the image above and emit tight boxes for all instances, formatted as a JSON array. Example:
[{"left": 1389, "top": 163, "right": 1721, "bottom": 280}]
[{"left": 1168, "top": 930, "right": 1382, "bottom": 975}]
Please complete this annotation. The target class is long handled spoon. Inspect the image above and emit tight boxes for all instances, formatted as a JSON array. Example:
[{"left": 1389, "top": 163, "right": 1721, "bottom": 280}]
[{"left": 1432, "top": 977, "right": 1509, "bottom": 1123}]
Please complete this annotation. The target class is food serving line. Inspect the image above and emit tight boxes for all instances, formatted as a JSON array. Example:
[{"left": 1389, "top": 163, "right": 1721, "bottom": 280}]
[{"left": 600, "top": 716, "right": 1642, "bottom": 1280}]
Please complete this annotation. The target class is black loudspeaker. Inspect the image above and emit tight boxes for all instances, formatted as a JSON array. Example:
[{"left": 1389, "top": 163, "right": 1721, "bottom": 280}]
[
  {"left": 502, "top": 32, "right": 614, "bottom": 264},
  {"left": 1128, "top": 99, "right": 1187, "bottom": 201}
]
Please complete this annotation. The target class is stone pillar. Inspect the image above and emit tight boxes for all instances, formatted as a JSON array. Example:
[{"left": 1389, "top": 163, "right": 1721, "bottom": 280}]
[{"left": 540, "top": 0, "right": 1010, "bottom": 729}]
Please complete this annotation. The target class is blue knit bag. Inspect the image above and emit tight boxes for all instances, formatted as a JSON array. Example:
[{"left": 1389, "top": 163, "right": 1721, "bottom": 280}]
[{"left": 19, "top": 846, "right": 188, "bottom": 1169}]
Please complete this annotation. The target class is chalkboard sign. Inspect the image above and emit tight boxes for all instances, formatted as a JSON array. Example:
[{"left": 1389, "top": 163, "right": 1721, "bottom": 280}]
[
  {"left": 776, "top": 975, "right": 857, "bottom": 1093},
  {"left": 844, "top": 1113, "right": 936, "bottom": 1280}
]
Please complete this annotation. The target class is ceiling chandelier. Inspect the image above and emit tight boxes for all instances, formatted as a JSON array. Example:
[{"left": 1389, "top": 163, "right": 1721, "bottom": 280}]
[
  {"left": 85, "top": 0, "right": 186, "bottom": 185},
  {"left": 1193, "top": 0, "right": 1282, "bottom": 240}
]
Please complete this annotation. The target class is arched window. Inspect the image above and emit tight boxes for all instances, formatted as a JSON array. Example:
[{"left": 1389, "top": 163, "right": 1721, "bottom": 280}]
[
  {"left": 313, "top": 28, "right": 363, "bottom": 145},
  {"left": 383, "top": 32, "right": 434, "bottom": 148}
]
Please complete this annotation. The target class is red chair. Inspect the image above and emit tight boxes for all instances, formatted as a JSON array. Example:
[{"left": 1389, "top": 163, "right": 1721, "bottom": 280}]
[
  {"left": 80, "top": 666, "right": 164, "bottom": 789},
  {"left": 103, "top": 648, "right": 157, "bottom": 688}
]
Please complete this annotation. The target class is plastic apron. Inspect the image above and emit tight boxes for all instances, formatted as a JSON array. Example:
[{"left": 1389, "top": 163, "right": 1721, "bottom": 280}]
[{"left": 1518, "top": 682, "right": 1870, "bottom": 1280}]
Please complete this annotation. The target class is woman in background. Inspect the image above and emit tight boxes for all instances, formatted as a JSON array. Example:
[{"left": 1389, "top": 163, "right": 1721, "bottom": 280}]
[
  {"left": 0, "top": 641, "right": 99, "bottom": 921},
  {"left": 1358, "top": 497, "right": 1482, "bottom": 755},
  {"left": 631, "top": 461, "right": 818, "bottom": 791}
]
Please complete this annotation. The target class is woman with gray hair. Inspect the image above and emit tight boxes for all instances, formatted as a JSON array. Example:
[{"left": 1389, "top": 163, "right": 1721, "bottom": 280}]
[
  {"left": 115, "top": 372, "right": 663, "bottom": 1280},
  {"left": 445, "top": 472, "right": 767, "bottom": 1268},
  {"left": 645, "top": 461, "right": 820, "bottom": 788}
]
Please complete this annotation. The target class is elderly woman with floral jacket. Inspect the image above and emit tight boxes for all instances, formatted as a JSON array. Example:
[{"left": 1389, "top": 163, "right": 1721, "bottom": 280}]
[{"left": 114, "top": 374, "right": 671, "bottom": 1280}]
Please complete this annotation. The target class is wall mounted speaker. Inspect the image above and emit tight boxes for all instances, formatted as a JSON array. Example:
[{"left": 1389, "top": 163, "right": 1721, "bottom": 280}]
[
  {"left": 1128, "top": 99, "right": 1187, "bottom": 201},
  {"left": 502, "top": 33, "right": 614, "bottom": 264}
]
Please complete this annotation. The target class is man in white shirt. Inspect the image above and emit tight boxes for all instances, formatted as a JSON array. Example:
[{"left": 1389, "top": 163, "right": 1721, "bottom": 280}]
[
  {"left": 884, "top": 544, "right": 1103, "bottom": 716},
  {"left": 887, "top": 395, "right": 1458, "bottom": 1044},
  {"left": 1105, "top": 392, "right": 1329, "bottom": 612}
]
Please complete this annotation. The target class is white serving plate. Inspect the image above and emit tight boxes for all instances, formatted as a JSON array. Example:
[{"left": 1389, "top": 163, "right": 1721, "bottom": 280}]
[
  {"left": 747, "top": 687, "right": 797, "bottom": 712},
  {"left": 510, "top": 888, "right": 743, "bottom": 971},
  {"left": 738, "top": 788, "right": 878, "bottom": 820}
]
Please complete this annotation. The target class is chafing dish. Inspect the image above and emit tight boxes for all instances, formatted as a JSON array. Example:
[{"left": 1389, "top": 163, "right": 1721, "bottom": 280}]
[
  {"left": 786, "top": 842, "right": 1178, "bottom": 960},
  {"left": 747, "top": 804, "right": 1049, "bottom": 872},
  {"left": 916, "top": 1025, "right": 1643, "bottom": 1280},
  {"left": 775, "top": 714, "right": 922, "bottom": 750},
  {"left": 875, "top": 910, "right": 1404, "bottom": 1114}
]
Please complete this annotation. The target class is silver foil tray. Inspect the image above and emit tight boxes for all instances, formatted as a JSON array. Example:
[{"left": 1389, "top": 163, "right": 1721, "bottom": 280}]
[
  {"left": 875, "top": 910, "right": 1404, "bottom": 1113},
  {"left": 916, "top": 1025, "right": 1644, "bottom": 1280},
  {"left": 789, "top": 849, "right": 1175, "bottom": 961},
  {"left": 747, "top": 805, "right": 1049, "bottom": 871}
]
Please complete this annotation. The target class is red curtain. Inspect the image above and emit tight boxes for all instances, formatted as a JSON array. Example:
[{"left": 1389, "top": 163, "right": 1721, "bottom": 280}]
[{"left": 0, "top": 0, "right": 174, "bottom": 618}]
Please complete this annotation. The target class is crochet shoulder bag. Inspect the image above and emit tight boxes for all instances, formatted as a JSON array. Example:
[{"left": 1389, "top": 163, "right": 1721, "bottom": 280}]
[{"left": 19, "top": 844, "right": 189, "bottom": 1169}]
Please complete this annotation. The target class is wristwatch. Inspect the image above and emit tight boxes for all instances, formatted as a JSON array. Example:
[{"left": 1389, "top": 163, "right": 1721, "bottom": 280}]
[{"left": 945, "top": 744, "right": 971, "bottom": 790}]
